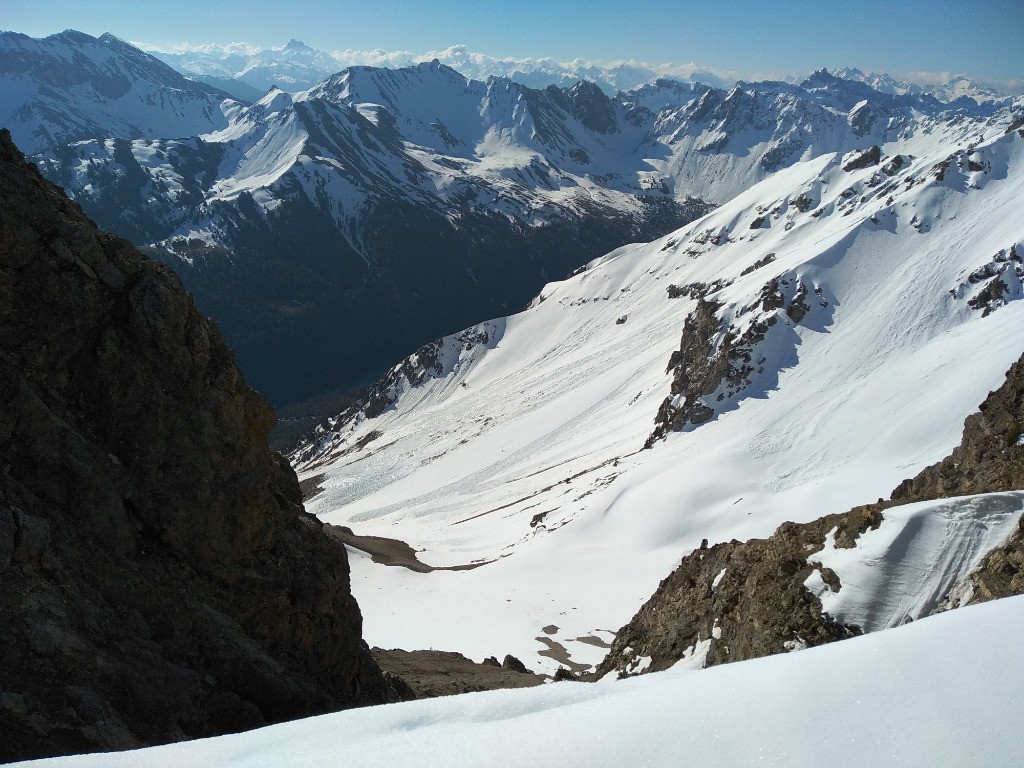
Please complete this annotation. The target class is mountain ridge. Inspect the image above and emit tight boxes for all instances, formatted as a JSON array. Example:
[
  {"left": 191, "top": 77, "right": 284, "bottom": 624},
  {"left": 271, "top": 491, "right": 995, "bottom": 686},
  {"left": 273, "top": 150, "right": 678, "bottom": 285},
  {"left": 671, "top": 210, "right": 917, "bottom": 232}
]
[
  {"left": 0, "top": 30, "right": 237, "bottom": 154},
  {"left": 29, "top": 40, "right": 1013, "bottom": 407}
]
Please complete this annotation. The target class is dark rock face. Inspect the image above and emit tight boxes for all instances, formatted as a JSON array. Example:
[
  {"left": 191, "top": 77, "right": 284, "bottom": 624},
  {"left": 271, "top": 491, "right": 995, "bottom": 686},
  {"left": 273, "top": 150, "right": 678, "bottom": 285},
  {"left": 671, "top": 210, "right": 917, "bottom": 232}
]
[
  {"left": 842, "top": 145, "right": 881, "bottom": 172},
  {"left": 605, "top": 351, "right": 1024, "bottom": 679},
  {"left": 648, "top": 298, "right": 725, "bottom": 439},
  {"left": 565, "top": 80, "right": 619, "bottom": 134},
  {"left": 0, "top": 130, "right": 397, "bottom": 762}
]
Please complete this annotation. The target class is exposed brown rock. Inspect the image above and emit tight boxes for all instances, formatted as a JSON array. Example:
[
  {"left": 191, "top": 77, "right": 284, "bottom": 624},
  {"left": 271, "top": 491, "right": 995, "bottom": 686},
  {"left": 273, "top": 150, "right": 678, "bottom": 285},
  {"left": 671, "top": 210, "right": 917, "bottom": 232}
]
[
  {"left": 647, "top": 298, "right": 724, "bottom": 442},
  {"left": 890, "top": 353, "right": 1024, "bottom": 502},
  {"left": 593, "top": 508, "right": 877, "bottom": 679},
  {"left": 962, "top": 517, "right": 1024, "bottom": 604},
  {"left": 371, "top": 649, "right": 543, "bottom": 698},
  {"left": 0, "top": 129, "right": 399, "bottom": 762},
  {"left": 648, "top": 275, "right": 824, "bottom": 445},
  {"left": 793, "top": 194, "right": 814, "bottom": 213},
  {"left": 842, "top": 145, "right": 881, "bottom": 172}
]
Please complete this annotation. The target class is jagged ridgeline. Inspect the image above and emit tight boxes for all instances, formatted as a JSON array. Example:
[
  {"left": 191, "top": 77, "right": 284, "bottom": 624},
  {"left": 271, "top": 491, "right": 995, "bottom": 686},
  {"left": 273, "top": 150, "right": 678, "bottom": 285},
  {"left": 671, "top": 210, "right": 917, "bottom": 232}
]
[
  {"left": 26, "top": 35, "right": 1005, "bottom": 412},
  {"left": 0, "top": 130, "right": 404, "bottom": 763},
  {"left": 598, "top": 353, "right": 1024, "bottom": 679}
]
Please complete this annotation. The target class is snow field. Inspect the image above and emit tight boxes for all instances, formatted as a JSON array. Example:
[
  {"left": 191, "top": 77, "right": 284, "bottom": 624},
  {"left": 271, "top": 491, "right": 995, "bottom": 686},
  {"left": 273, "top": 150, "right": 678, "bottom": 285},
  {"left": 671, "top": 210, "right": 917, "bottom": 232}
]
[{"left": 23, "top": 596, "right": 1024, "bottom": 768}]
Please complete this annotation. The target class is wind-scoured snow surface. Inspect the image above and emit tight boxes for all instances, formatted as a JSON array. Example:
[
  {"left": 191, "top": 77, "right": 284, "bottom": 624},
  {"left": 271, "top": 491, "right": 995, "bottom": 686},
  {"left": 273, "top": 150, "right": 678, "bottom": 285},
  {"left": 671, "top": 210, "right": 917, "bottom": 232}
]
[
  {"left": 20, "top": 597, "right": 1024, "bottom": 767},
  {"left": 295, "top": 112, "right": 1024, "bottom": 673},
  {"left": 806, "top": 492, "right": 1024, "bottom": 630}
]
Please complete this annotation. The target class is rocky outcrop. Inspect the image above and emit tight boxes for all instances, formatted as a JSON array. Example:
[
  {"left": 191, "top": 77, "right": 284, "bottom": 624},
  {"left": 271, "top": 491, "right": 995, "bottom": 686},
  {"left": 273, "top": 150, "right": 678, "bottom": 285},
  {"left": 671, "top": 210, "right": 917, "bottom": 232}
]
[
  {"left": 371, "top": 649, "right": 543, "bottom": 698},
  {"left": 565, "top": 80, "right": 619, "bottom": 134},
  {"left": 0, "top": 130, "right": 399, "bottom": 762},
  {"left": 593, "top": 509, "right": 875, "bottom": 679},
  {"left": 890, "top": 352, "right": 1024, "bottom": 502},
  {"left": 648, "top": 275, "right": 828, "bottom": 445},
  {"left": 960, "top": 517, "right": 1024, "bottom": 605},
  {"left": 842, "top": 145, "right": 881, "bottom": 171},
  {"left": 604, "top": 351, "right": 1024, "bottom": 679}
]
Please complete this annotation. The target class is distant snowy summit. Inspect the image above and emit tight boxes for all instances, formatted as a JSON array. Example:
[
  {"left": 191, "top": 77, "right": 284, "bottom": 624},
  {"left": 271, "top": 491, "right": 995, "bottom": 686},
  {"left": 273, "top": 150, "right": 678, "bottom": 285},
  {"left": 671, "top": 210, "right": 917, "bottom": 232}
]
[
  {"left": 149, "top": 40, "right": 733, "bottom": 99},
  {"left": 153, "top": 37, "right": 343, "bottom": 101},
  {"left": 0, "top": 29, "right": 237, "bottom": 154},
  {"left": 833, "top": 66, "right": 1012, "bottom": 106},
  {"left": 147, "top": 37, "right": 1017, "bottom": 105}
]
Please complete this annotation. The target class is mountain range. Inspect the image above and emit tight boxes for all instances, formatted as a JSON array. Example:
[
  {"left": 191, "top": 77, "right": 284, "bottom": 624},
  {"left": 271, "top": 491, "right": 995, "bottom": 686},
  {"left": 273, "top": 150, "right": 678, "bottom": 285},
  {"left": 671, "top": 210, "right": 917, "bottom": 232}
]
[
  {"left": 0, "top": 30, "right": 235, "bottom": 155},
  {"left": 147, "top": 37, "right": 1016, "bottom": 104},
  {"left": 2, "top": 23, "right": 1024, "bottom": 766},
  {"left": 9, "top": 30, "right": 1012, "bottom": 413}
]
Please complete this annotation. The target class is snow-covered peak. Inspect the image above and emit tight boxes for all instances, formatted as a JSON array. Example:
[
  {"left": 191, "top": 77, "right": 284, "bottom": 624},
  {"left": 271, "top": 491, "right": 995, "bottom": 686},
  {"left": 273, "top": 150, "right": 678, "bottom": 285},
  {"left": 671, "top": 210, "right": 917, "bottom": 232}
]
[
  {"left": 833, "top": 66, "right": 1010, "bottom": 105},
  {"left": 0, "top": 29, "right": 235, "bottom": 153}
]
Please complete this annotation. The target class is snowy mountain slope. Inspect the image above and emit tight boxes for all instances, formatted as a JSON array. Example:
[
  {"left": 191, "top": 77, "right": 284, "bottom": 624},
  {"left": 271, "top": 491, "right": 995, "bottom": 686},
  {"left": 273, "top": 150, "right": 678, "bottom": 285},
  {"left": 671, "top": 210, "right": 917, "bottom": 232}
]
[
  {"left": 33, "top": 61, "right": 721, "bottom": 404},
  {"left": 31, "top": 62, "right": 1010, "bottom": 407},
  {"left": 292, "top": 112, "right": 1024, "bottom": 674},
  {"left": 19, "top": 596, "right": 1024, "bottom": 767},
  {"left": 597, "top": 488, "right": 1024, "bottom": 679},
  {"left": 0, "top": 30, "right": 236, "bottom": 154},
  {"left": 39, "top": 63, "right": 1003, "bottom": 236},
  {"left": 598, "top": 339, "right": 1024, "bottom": 679}
]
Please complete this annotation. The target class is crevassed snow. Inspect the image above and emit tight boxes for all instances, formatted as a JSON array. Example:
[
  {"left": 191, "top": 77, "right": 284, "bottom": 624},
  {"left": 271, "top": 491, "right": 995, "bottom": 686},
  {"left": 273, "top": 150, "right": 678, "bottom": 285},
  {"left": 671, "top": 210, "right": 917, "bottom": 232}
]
[
  {"left": 806, "top": 492, "right": 1024, "bottom": 631},
  {"left": 297, "top": 114, "right": 1024, "bottom": 674},
  {"left": 22, "top": 597, "right": 1024, "bottom": 768}
]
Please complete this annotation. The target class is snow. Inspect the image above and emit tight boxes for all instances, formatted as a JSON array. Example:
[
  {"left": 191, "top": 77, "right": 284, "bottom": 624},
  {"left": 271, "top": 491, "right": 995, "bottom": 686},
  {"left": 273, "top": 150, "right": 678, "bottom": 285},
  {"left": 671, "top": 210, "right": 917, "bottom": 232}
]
[
  {"left": 296, "top": 115, "right": 1024, "bottom": 674},
  {"left": 0, "top": 31, "right": 233, "bottom": 155},
  {"left": 21, "top": 597, "right": 1024, "bottom": 768},
  {"left": 806, "top": 492, "right": 1024, "bottom": 631}
]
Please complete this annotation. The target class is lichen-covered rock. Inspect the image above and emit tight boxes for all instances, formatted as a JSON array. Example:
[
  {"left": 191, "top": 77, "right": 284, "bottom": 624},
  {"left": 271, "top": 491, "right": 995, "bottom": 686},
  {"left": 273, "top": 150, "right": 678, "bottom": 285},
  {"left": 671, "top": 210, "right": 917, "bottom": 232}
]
[{"left": 0, "top": 129, "right": 399, "bottom": 762}]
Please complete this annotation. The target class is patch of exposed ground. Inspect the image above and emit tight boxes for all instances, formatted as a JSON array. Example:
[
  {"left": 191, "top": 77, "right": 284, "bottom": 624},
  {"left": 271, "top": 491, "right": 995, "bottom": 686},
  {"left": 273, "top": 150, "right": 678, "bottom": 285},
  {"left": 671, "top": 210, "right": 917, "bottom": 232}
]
[
  {"left": 325, "top": 525, "right": 494, "bottom": 573},
  {"left": 535, "top": 636, "right": 592, "bottom": 673},
  {"left": 371, "top": 649, "right": 543, "bottom": 698}
]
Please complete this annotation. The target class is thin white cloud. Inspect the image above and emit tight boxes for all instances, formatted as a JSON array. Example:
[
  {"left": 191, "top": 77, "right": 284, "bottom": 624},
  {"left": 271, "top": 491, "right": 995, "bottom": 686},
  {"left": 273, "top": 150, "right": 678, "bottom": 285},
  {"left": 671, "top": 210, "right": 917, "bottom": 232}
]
[{"left": 141, "top": 41, "right": 1015, "bottom": 97}]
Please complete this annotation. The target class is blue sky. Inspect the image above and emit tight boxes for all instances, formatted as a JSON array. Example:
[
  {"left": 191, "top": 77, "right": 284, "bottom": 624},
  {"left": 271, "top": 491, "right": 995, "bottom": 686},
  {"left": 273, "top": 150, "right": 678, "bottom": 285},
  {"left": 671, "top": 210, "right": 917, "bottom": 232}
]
[{"left": 5, "top": 0, "right": 1022, "bottom": 85}]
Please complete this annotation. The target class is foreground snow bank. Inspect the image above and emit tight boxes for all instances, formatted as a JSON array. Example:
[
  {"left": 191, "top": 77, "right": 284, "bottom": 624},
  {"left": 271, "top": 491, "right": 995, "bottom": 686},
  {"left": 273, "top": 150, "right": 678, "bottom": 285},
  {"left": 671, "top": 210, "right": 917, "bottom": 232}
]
[{"left": 25, "top": 596, "right": 1024, "bottom": 768}]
